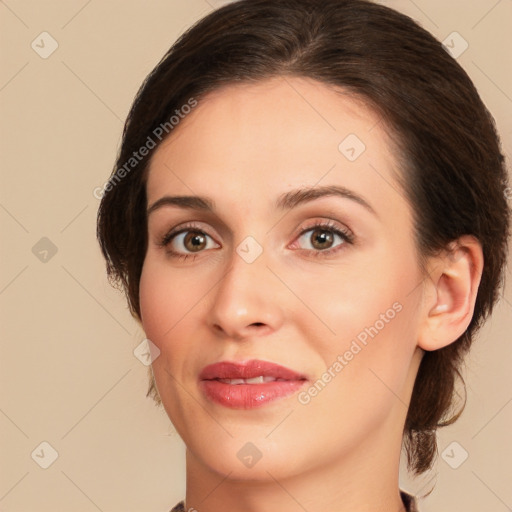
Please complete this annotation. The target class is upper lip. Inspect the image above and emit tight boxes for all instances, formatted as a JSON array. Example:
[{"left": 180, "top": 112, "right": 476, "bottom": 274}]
[{"left": 199, "top": 359, "right": 308, "bottom": 381}]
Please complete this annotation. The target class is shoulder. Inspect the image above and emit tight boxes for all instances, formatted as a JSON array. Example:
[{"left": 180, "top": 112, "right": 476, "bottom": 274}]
[
  {"left": 169, "top": 500, "right": 185, "bottom": 512},
  {"left": 171, "top": 494, "right": 418, "bottom": 512},
  {"left": 400, "top": 489, "right": 420, "bottom": 512}
]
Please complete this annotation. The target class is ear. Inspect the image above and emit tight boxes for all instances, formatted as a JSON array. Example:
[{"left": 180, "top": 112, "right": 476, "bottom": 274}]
[{"left": 417, "top": 235, "right": 484, "bottom": 351}]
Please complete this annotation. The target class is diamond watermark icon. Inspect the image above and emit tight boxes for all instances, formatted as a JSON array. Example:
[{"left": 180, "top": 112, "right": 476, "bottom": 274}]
[
  {"left": 442, "top": 31, "right": 468, "bottom": 59},
  {"left": 31, "top": 32, "right": 59, "bottom": 59},
  {"left": 339, "top": 134, "right": 366, "bottom": 161},
  {"left": 236, "top": 236, "right": 263, "bottom": 264},
  {"left": 31, "top": 441, "right": 59, "bottom": 469},
  {"left": 237, "top": 442, "right": 263, "bottom": 468},
  {"left": 441, "top": 441, "right": 469, "bottom": 469},
  {"left": 134, "top": 338, "right": 161, "bottom": 366},
  {"left": 32, "top": 237, "right": 58, "bottom": 263}
]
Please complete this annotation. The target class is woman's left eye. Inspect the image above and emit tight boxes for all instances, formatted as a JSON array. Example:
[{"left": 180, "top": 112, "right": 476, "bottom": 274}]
[{"left": 291, "top": 221, "right": 354, "bottom": 257}]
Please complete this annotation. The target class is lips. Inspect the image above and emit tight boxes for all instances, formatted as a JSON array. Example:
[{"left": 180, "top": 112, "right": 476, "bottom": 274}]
[
  {"left": 199, "top": 359, "right": 307, "bottom": 382},
  {"left": 199, "top": 359, "right": 308, "bottom": 409}
]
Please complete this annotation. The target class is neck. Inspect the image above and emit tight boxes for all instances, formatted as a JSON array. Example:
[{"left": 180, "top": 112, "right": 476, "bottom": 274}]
[{"left": 183, "top": 420, "right": 408, "bottom": 512}]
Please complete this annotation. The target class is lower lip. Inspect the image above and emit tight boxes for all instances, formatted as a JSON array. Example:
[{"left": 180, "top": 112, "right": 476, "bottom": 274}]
[{"left": 200, "top": 379, "right": 308, "bottom": 409}]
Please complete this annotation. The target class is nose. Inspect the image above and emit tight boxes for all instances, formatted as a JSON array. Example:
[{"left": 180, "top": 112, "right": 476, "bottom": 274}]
[{"left": 207, "top": 247, "right": 285, "bottom": 340}]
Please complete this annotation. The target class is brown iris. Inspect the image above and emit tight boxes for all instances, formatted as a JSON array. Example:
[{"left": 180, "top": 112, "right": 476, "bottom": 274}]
[
  {"left": 310, "top": 228, "right": 334, "bottom": 250},
  {"left": 183, "top": 231, "right": 207, "bottom": 252}
]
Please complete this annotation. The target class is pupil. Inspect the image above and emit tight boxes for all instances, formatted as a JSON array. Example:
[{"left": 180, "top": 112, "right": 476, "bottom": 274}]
[
  {"left": 313, "top": 230, "right": 332, "bottom": 249},
  {"left": 187, "top": 232, "right": 205, "bottom": 251}
]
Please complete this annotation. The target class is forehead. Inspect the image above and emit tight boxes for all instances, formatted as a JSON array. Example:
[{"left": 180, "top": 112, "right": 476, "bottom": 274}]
[{"left": 146, "top": 76, "right": 405, "bottom": 218}]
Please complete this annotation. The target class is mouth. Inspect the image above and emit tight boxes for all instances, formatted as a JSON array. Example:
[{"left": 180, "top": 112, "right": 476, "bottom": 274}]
[
  {"left": 199, "top": 359, "right": 308, "bottom": 382},
  {"left": 212, "top": 376, "right": 296, "bottom": 384},
  {"left": 198, "top": 359, "right": 308, "bottom": 409}
]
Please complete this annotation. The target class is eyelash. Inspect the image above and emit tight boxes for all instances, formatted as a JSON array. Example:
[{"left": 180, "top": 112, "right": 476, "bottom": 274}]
[{"left": 158, "top": 220, "right": 354, "bottom": 262}]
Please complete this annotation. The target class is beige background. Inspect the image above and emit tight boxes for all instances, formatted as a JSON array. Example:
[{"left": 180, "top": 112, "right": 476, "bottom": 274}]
[{"left": 0, "top": 1, "right": 511, "bottom": 511}]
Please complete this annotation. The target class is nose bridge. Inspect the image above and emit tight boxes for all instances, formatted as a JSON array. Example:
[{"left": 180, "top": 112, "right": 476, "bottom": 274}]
[{"left": 208, "top": 241, "right": 283, "bottom": 339}]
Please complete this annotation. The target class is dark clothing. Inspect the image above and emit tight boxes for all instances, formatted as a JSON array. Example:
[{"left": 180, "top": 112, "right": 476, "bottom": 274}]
[{"left": 169, "top": 489, "right": 419, "bottom": 511}]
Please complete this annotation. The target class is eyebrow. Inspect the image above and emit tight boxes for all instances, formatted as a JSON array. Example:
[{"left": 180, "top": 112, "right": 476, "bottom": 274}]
[{"left": 146, "top": 185, "right": 377, "bottom": 216}]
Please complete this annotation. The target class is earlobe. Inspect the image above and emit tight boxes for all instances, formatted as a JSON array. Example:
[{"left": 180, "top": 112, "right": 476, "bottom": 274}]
[{"left": 417, "top": 236, "right": 484, "bottom": 352}]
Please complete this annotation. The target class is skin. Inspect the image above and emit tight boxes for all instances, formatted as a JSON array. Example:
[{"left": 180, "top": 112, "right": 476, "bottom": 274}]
[{"left": 139, "top": 76, "right": 483, "bottom": 512}]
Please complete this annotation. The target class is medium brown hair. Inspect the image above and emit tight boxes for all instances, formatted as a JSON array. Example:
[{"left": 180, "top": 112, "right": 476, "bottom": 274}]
[{"left": 97, "top": 0, "right": 510, "bottom": 476}]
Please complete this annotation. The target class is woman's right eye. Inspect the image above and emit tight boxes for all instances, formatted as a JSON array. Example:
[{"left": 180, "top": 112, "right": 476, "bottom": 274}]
[{"left": 159, "top": 226, "right": 219, "bottom": 261}]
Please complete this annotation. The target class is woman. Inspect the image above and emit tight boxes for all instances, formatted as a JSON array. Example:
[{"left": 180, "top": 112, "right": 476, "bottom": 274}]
[{"left": 96, "top": 1, "right": 510, "bottom": 511}]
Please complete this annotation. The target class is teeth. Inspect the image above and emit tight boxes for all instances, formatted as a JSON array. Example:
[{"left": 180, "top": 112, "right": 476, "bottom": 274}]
[{"left": 217, "top": 376, "right": 283, "bottom": 385}]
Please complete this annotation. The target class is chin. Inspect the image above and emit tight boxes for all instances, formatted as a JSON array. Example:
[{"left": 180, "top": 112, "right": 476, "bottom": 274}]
[{"left": 188, "top": 435, "right": 314, "bottom": 482}]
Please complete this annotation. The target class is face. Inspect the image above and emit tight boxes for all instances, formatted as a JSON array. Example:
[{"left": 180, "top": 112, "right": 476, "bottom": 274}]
[{"left": 140, "top": 76, "right": 425, "bottom": 480}]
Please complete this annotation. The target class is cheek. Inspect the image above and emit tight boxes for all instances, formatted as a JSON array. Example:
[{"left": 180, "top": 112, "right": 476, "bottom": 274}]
[
  {"left": 139, "top": 259, "right": 188, "bottom": 346},
  {"left": 308, "top": 245, "right": 421, "bottom": 393},
  {"left": 139, "top": 261, "right": 165, "bottom": 341},
  {"left": 139, "top": 259, "right": 195, "bottom": 413},
  {"left": 138, "top": 256, "right": 215, "bottom": 375},
  {"left": 139, "top": 258, "right": 207, "bottom": 338},
  {"left": 310, "top": 244, "right": 416, "bottom": 341}
]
